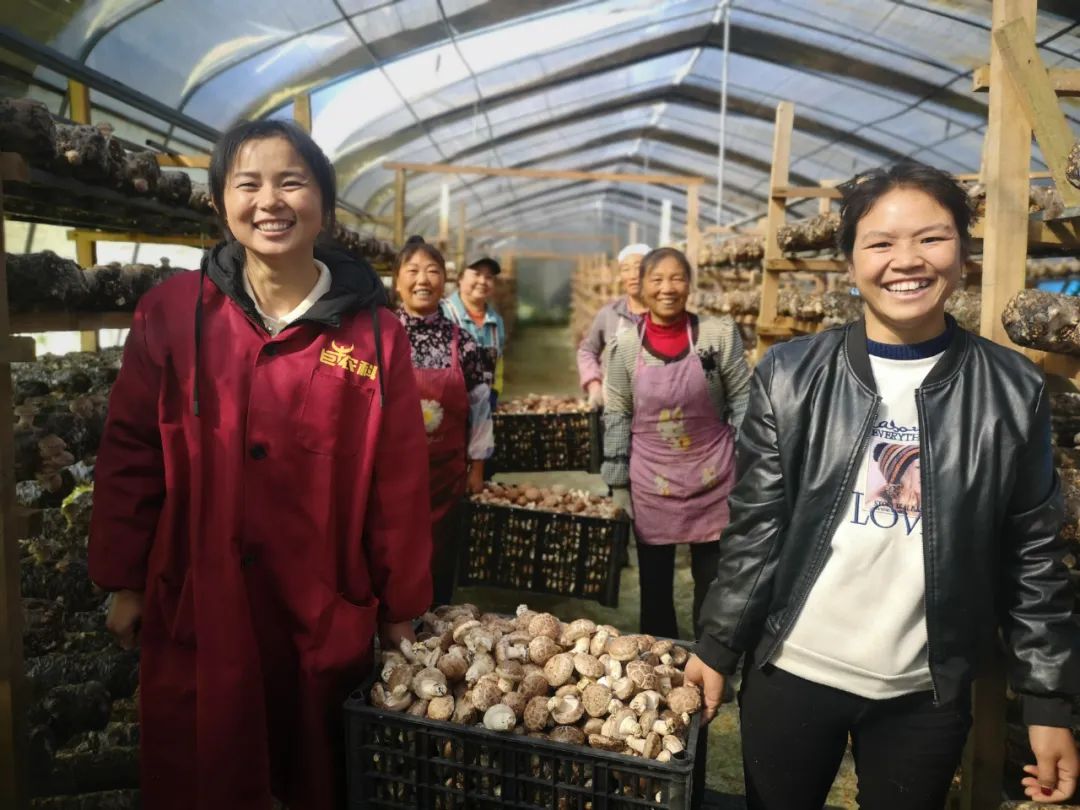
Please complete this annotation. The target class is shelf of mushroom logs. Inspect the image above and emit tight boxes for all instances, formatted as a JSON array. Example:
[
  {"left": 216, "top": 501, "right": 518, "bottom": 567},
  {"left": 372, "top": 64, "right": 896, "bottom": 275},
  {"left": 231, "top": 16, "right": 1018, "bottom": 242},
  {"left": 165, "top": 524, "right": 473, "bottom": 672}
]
[{"left": 0, "top": 96, "right": 396, "bottom": 335}]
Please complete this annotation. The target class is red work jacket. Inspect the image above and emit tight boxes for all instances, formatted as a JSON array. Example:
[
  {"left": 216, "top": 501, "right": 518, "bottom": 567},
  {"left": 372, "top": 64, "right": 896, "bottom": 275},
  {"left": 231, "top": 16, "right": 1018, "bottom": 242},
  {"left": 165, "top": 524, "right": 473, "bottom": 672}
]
[{"left": 88, "top": 242, "right": 433, "bottom": 810}]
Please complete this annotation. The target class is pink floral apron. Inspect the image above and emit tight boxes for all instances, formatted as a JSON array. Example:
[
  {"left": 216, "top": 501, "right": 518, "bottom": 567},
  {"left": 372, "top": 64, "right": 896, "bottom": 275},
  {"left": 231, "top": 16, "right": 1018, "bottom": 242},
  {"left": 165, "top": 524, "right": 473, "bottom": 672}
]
[
  {"left": 629, "top": 322, "right": 736, "bottom": 545},
  {"left": 412, "top": 328, "right": 469, "bottom": 525}
]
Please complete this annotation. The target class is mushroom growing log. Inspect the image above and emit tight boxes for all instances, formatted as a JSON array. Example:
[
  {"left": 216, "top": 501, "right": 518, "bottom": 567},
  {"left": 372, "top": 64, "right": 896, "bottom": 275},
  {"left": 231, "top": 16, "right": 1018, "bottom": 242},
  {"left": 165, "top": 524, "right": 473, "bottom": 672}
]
[
  {"left": 1002, "top": 291, "right": 1080, "bottom": 357},
  {"left": 0, "top": 98, "right": 57, "bottom": 164},
  {"left": 776, "top": 213, "right": 841, "bottom": 253},
  {"left": 1068, "top": 141, "right": 1080, "bottom": 190}
]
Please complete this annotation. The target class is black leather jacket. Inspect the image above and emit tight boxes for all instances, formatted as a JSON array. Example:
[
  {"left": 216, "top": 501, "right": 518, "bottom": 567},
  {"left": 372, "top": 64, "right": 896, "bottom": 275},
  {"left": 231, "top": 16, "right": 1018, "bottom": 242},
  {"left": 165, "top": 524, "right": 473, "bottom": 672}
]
[{"left": 696, "top": 318, "right": 1078, "bottom": 726}]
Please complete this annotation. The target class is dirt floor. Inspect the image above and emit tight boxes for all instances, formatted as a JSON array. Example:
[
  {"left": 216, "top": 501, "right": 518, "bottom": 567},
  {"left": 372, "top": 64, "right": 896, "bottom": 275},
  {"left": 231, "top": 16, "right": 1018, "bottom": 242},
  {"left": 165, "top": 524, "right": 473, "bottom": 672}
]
[{"left": 455, "top": 323, "right": 860, "bottom": 808}]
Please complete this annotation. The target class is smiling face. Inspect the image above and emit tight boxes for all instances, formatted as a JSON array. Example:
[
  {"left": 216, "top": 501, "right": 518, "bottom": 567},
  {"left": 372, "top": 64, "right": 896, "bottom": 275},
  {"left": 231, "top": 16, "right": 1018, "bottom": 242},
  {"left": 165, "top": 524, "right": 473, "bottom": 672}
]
[
  {"left": 850, "top": 186, "right": 963, "bottom": 344},
  {"left": 641, "top": 255, "right": 690, "bottom": 324},
  {"left": 459, "top": 266, "right": 495, "bottom": 310},
  {"left": 222, "top": 136, "right": 325, "bottom": 262},
  {"left": 619, "top": 254, "right": 644, "bottom": 300},
  {"left": 396, "top": 249, "right": 446, "bottom": 317}
]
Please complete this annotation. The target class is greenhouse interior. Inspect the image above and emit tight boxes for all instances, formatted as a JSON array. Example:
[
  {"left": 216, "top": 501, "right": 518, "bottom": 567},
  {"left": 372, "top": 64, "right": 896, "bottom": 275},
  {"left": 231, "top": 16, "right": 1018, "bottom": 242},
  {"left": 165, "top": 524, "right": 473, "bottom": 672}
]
[{"left": 1, "top": 0, "right": 1079, "bottom": 808}]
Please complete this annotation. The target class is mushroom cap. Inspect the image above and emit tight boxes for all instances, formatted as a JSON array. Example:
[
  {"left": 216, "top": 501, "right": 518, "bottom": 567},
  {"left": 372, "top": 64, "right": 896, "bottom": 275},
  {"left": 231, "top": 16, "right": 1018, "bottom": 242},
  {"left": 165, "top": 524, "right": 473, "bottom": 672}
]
[
  {"left": 589, "top": 629, "right": 610, "bottom": 657},
  {"left": 559, "top": 618, "right": 597, "bottom": 645},
  {"left": 495, "top": 660, "right": 525, "bottom": 682},
  {"left": 519, "top": 672, "right": 550, "bottom": 699},
  {"left": 452, "top": 695, "right": 479, "bottom": 725},
  {"left": 547, "top": 694, "right": 584, "bottom": 725},
  {"left": 501, "top": 691, "right": 527, "bottom": 719},
  {"left": 587, "top": 734, "right": 623, "bottom": 751},
  {"left": 483, "top": 703, "right": 517, "bottom": 732},
  {"left": 469, "top": 680, "right": 503, "bottom": 712},
  {"left": 638, "top": 732, "right": 663, "bottom": 759},
  {"left": 515, "top": 609, "right": 538, "bottom": 631},
  {"left": 665, "top": 686, "right": 703, "bottom": 715},
  {"left": 650, "top": 639, "right": 674, "bottom": 657},
  {"left": 527, "top": 613, "right": 563, "bottom": 640},
  {"left": 412, "top": 667, "right": 448, "bottom": 699},
  {"left": 384, "top": 663, "right": 416, "bottom": 693},
  {"left": 452, "top": 618, "right": 481, "bottom": 643},
  {"left": 669, "top": 645, "right": 690, "bottom": 666},
  {"left": 505, "top": 629, "right": 533, "bottom": 646},
  {"left": 582, "top": 717, "right": 605, "bottom": 736},
  {"left": 437, "top": 654, "right": 468, "bottom": 683},
  {"left": 529, "top": 636, "right": 562, "bottom": 665},
  {"left": 427, "top": 696, "right": 455, "bottom": 721},
  {"left": 629, "top": 690, "right": 662, "bottom": 715},
  {"left": 407, "top": 699, "right": 430, "bottom": 717},
  {"left": 573, "top": 653, "right": 605, "bottom": 680},
  {"left": 612, "top": 676, "right": 636, "bottom": 701},
  {"left": 626, "top": 660, "right": 655, "bottom": 686},
  {"left": 465, "top": 652, "right": 495, "bottom": 683},
  {"left": 548, "top": 725, "right": 586, "bottom": 746},
  {"left": 543, "top": 652, "right": 575, "bottom": 687},
  {"left": 523, "top": 695, "right": 551, "bottom": 731},
  {"left": 636, "top": 635, "right": 658, "bottom": 653},
  {"left": 582, "top": 683, "right": 614, "bottom": 718},
  {"left": 606, "top": 636, "right": 640, "bottom": 662}
]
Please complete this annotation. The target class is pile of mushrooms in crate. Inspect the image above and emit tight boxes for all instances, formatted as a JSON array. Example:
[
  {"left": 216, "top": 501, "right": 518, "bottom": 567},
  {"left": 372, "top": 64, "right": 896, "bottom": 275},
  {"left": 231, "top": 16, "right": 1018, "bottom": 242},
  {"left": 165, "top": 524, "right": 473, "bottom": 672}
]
[
  {"left": 471, "top": 482, "right": 625, "bottom": 520},
  {"left": 372, "top": 605, "right": 701, "bottom": 763},
  {"left": 496, "top": 394, "right": 590, "bottom": 414}
]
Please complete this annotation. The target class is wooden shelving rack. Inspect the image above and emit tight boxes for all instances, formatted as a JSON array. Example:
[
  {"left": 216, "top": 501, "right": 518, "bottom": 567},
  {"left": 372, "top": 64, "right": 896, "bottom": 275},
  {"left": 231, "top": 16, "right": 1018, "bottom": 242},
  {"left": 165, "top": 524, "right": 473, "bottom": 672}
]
[
  {"left": 961, "top": 3, "right": 1080, "bottom": 807},
  {"left": 1, "top": 152, "right": 40, "bottom": 810},
  {"left": 754, "top": 101, "right": 845, "bottom": 361}
]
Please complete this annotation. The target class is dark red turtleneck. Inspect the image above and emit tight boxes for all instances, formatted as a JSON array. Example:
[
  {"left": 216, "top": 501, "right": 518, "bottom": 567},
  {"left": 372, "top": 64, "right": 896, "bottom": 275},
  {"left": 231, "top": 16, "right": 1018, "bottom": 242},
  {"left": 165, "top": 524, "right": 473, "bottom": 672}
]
[{"left": 644, "top": 311, "right": 690, "bottom": 359}]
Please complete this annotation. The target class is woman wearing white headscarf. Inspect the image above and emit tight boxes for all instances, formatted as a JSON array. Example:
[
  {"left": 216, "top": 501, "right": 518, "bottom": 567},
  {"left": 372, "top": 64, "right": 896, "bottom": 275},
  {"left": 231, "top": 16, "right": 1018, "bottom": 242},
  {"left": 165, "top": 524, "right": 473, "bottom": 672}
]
[{"left": 577, "top": 243, "right": 651, "bottom": 408}]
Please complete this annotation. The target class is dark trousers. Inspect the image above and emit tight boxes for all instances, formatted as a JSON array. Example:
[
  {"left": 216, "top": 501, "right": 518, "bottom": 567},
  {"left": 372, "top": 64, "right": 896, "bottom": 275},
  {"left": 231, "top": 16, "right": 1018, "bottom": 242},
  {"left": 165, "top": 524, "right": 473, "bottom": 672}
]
[
  {"left": 430, "top": 506, "right": 460, "bottom": 608},
  {"left": 740, "top": 663, "right": 971, "bottom": 810},
  {"left": 635, "top": 540, "right": 719, "bottom": 639}
]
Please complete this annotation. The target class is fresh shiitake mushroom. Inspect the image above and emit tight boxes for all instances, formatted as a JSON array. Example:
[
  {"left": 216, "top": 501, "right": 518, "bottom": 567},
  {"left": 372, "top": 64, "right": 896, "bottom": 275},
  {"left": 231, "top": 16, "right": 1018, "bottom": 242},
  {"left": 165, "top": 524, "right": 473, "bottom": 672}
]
[
  {"left": 412, "top": 668, "right": 448, "bottom": 700},
  {"left": 468, "top": 680, "right": 503, "bottom": 712},
  {"left": 606, "top": 636, "right": 639, "bottom": 662},
  {"left": 483, "top": 703, "right": 517, "bottom": 732},
  {"left": 543, "top": 653, "right": 575, "bottom": 688},
  {"left": 495, "top": 660, "right": 525, "bottom": 693},
  {"left": 548, "top": 726, "right": 586, "bottom": 746},
  {"left": 527, "top": 613, "right": 562, "bottom": 640},
  {"left": 629, "top": 690, "right": 662, "bottom": 716},
  {"left": 528, "top": 636, "right": 562, "bottom": 665},
  {"left": 587, "top": 734, "right": 623, "bottom": 751},
  {"left": 573, "top": 653, "right": 605, "bottom": 680},
  {"left": 560, "top": 618, "right": 596, "bottom": 646},
  {"left": 407, "top": 699, "right": 430, "bottom": 717},
  {"left": 371, "top": 682, "right": 413, "bottom": 712},
  {"left": 523, "top": 695, "right": 551, "bottom": 731},
  {"left": 519, "top": 672, "right": 550, "bottom": 699},
  {"left": 626, "top": 732, "right": 663, "bottom": 759},
  {"left": 465, "top": 652, "right": 495, "bottom": 684},
  {"left": 581, "top": 683, "right": 613, "bottom": 718},
  {"left": 664, "top": 685, "right": 703, "bottom": 716},
  {"left": 427, "top": 696, "right": 455, "bottom": 721},
  {"left": 501, "top": 691, "right": 527, "bottom": 720},
  {"left": 547, "top": 693, "right": 584, "bottom": 725},
  {"left": 437, "top": 652, "right": 468, "bottom": 683}
]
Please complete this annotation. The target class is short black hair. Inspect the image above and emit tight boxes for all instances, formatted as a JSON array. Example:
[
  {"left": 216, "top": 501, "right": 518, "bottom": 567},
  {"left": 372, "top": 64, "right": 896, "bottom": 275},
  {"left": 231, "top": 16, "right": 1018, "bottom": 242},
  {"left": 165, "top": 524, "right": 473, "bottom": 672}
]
[
  {"left": 391, "top": 236, "right": 446, "bottom": 306},
  {"left": 466, "top": 257, "right": 501, "bottom": 276},
  {"left": 638, "top": 246, "right": 692, "bottom": 284},
  {"left": 837, "top": 161, "right": 974, "bottom": 260},
  {"left": 209, "top": 119, "right": 337, "bottom": 239}
]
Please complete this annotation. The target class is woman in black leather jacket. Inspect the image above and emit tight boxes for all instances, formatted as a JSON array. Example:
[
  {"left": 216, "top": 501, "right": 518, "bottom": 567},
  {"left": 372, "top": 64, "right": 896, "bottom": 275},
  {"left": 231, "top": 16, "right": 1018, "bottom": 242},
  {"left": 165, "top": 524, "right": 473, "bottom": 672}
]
[{"left": 686, "top": 162, "right": 1078, "bottom": 809}]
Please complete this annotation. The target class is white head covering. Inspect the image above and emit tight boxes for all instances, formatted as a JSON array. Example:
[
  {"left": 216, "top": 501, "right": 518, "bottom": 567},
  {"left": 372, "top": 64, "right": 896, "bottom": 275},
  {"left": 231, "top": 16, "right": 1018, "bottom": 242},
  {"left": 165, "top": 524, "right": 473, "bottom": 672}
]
[{"left": 617, "top": 243, "right": 651, "bottom": 263}]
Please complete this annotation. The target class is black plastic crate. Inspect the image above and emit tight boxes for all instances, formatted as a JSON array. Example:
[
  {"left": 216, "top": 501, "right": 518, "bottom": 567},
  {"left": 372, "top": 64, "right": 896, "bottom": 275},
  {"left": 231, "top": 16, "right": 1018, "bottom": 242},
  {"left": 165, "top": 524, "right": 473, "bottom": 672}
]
[
  {"left": 458, "top": 500, "right": 627, "bottom": 607},
  {"left": 345, "top": 683, "right": 706, "bottom": 810},
  {"left": 491, "top": 410, "right": 602, "bottom": 474}
]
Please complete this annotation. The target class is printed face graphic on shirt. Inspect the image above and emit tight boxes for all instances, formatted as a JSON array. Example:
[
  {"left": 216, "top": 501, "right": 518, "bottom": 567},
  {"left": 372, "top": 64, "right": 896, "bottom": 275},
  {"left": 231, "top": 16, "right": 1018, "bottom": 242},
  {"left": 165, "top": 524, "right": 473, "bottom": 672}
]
[{"left": 848, "top": 421, "right": 923, "bottom": 536}]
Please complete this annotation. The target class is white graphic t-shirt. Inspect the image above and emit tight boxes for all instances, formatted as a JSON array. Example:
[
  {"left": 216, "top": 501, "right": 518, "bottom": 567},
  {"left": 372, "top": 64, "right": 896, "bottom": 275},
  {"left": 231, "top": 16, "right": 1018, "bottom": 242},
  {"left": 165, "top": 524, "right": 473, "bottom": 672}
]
[{"left": 773, "top": 346, "right": 945, "bottom": 699}]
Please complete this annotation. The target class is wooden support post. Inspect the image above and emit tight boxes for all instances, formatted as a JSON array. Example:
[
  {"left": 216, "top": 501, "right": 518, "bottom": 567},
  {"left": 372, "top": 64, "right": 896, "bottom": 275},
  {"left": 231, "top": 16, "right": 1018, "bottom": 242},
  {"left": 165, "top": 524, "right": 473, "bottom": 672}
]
[
  {"left": 756, "top": 102, "right": 795, "bottom": 360},
  {"left": 293, "top": 93, "right": 312, "bottom": 134},
  {"left": 686, "top": 185, "right": 701, "bottom": 275},
  {"left": 456, "top": 201, "right": 467, "bottom": 273},
  {"left": 980, "top": 0, "right": 1036, "bottom": 348},
  {"left": 962, "top": 2, "right": 1035, "bottom": 806},
  {"left": 67, "top": 79, "right": 91, "bottom": 124},
  {"left": 393, "top": 169, "right": 406, "bottom": 248},
  {"left": 0, "top": 154, "right": 31, "bottom": 810},
  {"left": 73, "top": 235, "right": 100, "bottom": 351},
  {"left": 993, "top": 18, "right": 1080, "bottom": 208},
  {"left": 629, "top": 222, "right": 639, "bottom": 246}
]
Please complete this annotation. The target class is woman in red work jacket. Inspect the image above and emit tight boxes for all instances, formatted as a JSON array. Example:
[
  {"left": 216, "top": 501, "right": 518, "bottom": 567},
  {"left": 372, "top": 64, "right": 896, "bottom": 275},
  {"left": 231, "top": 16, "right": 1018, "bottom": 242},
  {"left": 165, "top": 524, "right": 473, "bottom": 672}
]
[
  {"left": 393, "top": 236, "right": 494, "bottom": 606},
  {"left": 88, "top": 120, "right": 433, "bottom": 810}
]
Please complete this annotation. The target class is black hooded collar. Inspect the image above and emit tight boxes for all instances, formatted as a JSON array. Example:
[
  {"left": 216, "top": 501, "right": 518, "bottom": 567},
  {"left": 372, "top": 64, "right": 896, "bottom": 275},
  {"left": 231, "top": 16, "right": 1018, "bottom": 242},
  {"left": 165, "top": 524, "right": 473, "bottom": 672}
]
[{"left": 201, "top": 239, "right": 387, "bottom": 331}]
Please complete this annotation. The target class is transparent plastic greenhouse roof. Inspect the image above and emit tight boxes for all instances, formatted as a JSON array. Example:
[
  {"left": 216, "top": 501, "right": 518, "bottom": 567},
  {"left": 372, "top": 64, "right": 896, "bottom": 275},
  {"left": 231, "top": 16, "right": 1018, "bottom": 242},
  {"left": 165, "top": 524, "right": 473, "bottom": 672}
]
[{"left": 6, "top": 0, "right": 1080, "bottom": 237}]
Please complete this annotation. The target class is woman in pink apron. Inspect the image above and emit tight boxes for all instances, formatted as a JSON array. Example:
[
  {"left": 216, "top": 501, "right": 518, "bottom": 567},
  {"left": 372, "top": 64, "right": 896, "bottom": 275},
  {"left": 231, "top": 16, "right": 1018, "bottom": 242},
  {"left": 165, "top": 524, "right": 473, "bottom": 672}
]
[
  {"left": 601, "top": 247, "right": 751, "bottom": 639},
  {"left": 393, "top": 236, "right": 494, "bottom": 605}
]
